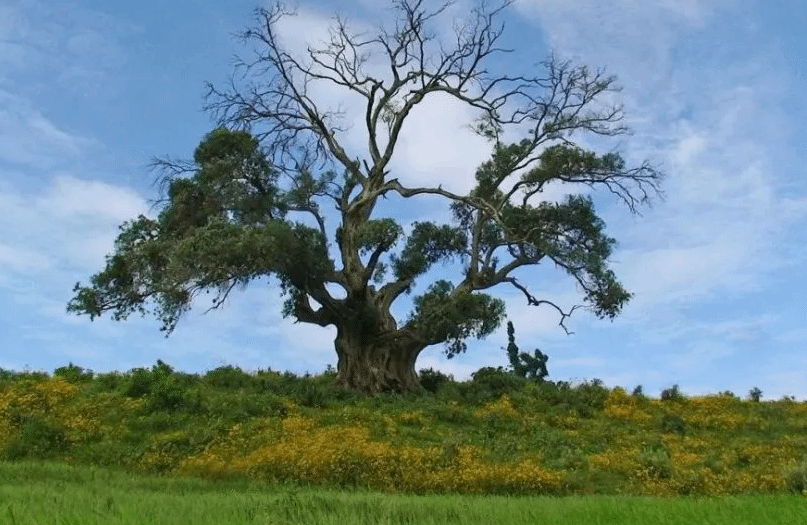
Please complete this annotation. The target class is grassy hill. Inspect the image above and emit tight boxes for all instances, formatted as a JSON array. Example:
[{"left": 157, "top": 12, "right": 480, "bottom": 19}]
[{"left": 2, "top": 361, "right": 806, "bottom": 497}]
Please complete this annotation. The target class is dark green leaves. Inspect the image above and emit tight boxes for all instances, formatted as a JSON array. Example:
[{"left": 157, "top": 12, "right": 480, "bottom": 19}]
[
  {"left": 355, "top": 218, "right": 403, "bottom": 256},
  {"left": 408, "top": 280, "right": 506, "bottom": 358},
  {"left": 520, "top": 144, "right": 626, "bottom": 189},
  {"left": 160, "top": 128, "right": 285, "bottom": 235},
  {"left": 391, "top": 222, "right": 467, "bottom": 282}
]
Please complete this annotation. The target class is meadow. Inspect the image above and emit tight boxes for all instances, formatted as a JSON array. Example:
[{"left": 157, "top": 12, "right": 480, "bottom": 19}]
[
  {"left": 2, "top": 361, "right": 807, "bottom": 522},
  {"left": 3, "top": 461, "right": 807, "bottom": 524}
]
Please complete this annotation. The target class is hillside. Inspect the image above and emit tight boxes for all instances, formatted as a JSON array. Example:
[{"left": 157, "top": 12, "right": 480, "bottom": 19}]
[{"left": 2, "top": 362, "right": 806, "bottom": 497}]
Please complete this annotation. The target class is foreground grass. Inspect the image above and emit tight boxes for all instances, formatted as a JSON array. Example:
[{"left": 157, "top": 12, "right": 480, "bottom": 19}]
[{"left": 2, "top": 461, "right": 806, "bottom": 525}]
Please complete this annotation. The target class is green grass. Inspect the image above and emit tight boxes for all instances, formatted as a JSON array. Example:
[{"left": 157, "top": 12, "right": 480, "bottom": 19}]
[
  {"left": 2, "top": 461, "right": 806, "bottom": 525},
  {"left": 4, "top": 362, "right": 807, "bottom": 497}
]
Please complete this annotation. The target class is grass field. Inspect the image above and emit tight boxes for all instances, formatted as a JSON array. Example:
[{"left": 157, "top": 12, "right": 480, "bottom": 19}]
[
  {"left": 2, "top": 461, "right": 806, "bottom": 525},
  {"left": 3, "top": 360, "right": 807, "bottom": 523}
]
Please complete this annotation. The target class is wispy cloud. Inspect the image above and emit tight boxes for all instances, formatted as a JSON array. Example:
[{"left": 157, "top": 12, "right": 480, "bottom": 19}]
[
  {"left": 512, "top": 0, "right": 804, "bottom": 314},
  {"left": 0, "top": 0, "right": 139, "bottom": 95},
  {"left": 0, "top": 90, "right": 94, "bottom": 169}
]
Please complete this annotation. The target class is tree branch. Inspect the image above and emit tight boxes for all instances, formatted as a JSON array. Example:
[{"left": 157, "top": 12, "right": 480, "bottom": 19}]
[{"left": 503, "top": 276, "right": 580, "bottom": 335}]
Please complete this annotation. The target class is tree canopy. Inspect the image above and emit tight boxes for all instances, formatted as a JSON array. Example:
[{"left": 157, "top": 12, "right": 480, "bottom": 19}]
[{"left": 67, "top": 0, "right": 663, "bottom": 394}]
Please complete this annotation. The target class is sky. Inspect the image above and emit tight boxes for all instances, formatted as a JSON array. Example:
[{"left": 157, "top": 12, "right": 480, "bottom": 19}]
[{"left": 1, "top": 0, "right": 805, "bottom": 400}]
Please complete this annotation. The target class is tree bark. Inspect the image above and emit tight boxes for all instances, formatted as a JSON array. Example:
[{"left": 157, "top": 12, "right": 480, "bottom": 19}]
[{"left": 334, "top": 326, "right": 425, "bottom": 394}]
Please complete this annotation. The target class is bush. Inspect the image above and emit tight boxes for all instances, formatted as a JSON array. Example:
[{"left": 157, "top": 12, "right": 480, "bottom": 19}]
[
  {"left": 120, "top": 360, "right": 198, "bottom": 399},
  {"left": 115, "top": 361, "right": 203, "bottom": 413},
  {"left": 204, "top": 365, "right": 253, "bottom": 389},
  {"left": 748, "top": 387, "right": 763, "bottom": 402},
  {"left": 637, "top": 440, "right": 673, "bottom": 479},
  {"left": 419, "top": 367, "right": 454, "bottom": 394},
  {"left": 0, "top": 369, "right": 49, "bottom": 383},
  {"left": 142, "top": 379, "right": 203, "bottom": 413},
  {"left": 122, "top": 368, "right": 158, "bottom": 398},
  {"left": 53, "top": 363, "right": 93, "bottom": 383},
  {"left": 294, "top": 381, "right": 331, "bottom": 408},
  {"left": 660, "top": 384, "right": 684, "bottom": 401},
  {"left": 3, "top": 416, "right": 70, "bottom": 460},
  {"left": 784, "top": 458, "right": 807, "bottom": 494},
  {"left": 659, "top": 413, "right": 687, "bottom": 436},
  {"left": 530, "top": 380, "right": 572, "bottom": 408},
  {"left": 465, "top": 367, "right": 525, "bottom": 403},
  {"left": 566, "top": 379, "right": 610, "bottom": 418},
  {"left": 91, "top": 372, "right": 125, "bottom": 393}
]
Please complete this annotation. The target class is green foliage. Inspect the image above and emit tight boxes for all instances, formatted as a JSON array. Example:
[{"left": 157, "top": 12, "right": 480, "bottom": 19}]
[
  {"left": 53, "top": 363, "right": 94, "bottom": 383},
  {"left": 188, "top": 127, "right": 285, "bottom": 227},
  {"left": 660, "top": 384, "right": 684, "bottom": 402},
  {"left": 90, "top": 371, "right": 125, "bottom": 393},
  {"left": 3, "top": 416, "right": 70, "bottom": 460},
  {"left": 66, "top": 128, "right": 335, "bottom": 338},
  {"left": 659, "top": 414, "right": 687, "bottom": 436},
  {"left": 784, "top": 457, "right": 807, "bottom": 494},
  {"left": 409, "top": 280, "right": 506, "bottom": 357},
  {"left": 503, "top": 321, "right": 549, "bottom": 381},
  {"left": 637, "top": 440, "right": 672, "bottom": 479},
  {"left": 565, "top": 379, "right": 609, "bottom": 418},
  {"left": 354, "top": 218, "right": 403, "bottom": 256},
  {"left": 418, "top": 368, "right": 454, "bottom": 394},
  {"left": 116, "top": 360, "right": 204, "bottom": 414},
  {"left": 203, "top": 365, "right": 253, "bottom": 389},
  {"left": 748, "top": 387, "right": 763, "bottom": 402},
  {"left": 0, "top": 368, "right": 50, "bottom": 384},
  {"left": 521, "top": 145, "right": 627, "bottom": 188},
  {"left": 391, "top": 222, "right": 467, "bottom": 283},
  {"left": 464, "top": 367, "right": 525, "bottom": 403},
  {"left": 143, "top": 380, "right": 203, "bottom": 414},
  {"left": 503, "top": 195, "right": 631, "bottom": 320}
]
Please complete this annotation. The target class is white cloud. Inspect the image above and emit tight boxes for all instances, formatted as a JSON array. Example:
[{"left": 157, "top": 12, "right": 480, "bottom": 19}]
[
  {"left": 0, "top": 91, "right": 94, "bottom": 168},
  {"left": 39, "top": 175, "right": 146, "bottom": 223},
  {"left": 0, "top": 238, "right": 52, "bottom": 268},
  {"left": 0, "top": 172, "right": 150, "bottom": 302}
]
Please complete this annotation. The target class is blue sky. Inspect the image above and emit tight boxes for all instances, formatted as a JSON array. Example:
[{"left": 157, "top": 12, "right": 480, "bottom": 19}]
[{"left": 1, "top": 0, "right": 805, "bottom": 400}]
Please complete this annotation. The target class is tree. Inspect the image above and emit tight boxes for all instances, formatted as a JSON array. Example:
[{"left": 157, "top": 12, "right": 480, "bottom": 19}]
[
  {"left": 504, "top": 321, "right": 548, "bottom": 381},
  {"left": 67, "top": 0, "right": 663, "bottom": 395}
]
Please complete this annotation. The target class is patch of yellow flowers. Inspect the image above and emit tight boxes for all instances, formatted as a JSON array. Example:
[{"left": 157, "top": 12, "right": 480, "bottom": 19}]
[
  {"left": 0, "top": 378, "right": 78, "bottom": 447},
  {"left": 179, "top": 413, "right": 563, "bottom": 495}
]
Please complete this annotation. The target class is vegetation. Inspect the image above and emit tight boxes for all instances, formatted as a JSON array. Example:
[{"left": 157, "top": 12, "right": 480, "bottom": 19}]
[
  {"left": 65, "top": 0, "right": 663, "bottom": 394},
  {"left": 3, "top": 461, "right": 807, "bottom": 525},
  {"left": 2, "top": 359, "right": 806, "bottom": 499},
  {"left": 504, "top": 321, "right": 549, "bottom": 381}
]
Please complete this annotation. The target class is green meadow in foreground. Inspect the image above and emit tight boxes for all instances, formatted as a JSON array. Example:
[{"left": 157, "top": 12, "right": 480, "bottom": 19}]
[
  {"left": 2, "top": 362, "right": 807, "bottom": 500},
  {"left": 2, "top": 461, "right": 806, "bottom": 525}
]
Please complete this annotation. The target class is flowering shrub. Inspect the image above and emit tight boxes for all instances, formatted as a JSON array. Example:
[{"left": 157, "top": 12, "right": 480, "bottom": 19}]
[
  {"left": 473, "top": 394, "right": 520, "bottom": 421},
  {"left": 0, "top": 378, "right": 77, "bottom": 449},
  {"left": 3, "top": 372, "right": 807, "bottom": 497},
  {"left": 178, "top": 416, "right": 563, "bottom": 495},
  {"left": 603, "top": 388, "right": 653, "bottom": 425}
]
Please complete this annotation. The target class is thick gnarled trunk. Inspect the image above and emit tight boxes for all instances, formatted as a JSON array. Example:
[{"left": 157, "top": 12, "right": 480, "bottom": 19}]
[{"left": 334, "top": 328, "right": 424, "bottom": 394}]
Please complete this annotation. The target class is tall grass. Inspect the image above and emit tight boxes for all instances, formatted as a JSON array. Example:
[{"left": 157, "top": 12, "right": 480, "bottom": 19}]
[{"left": 2, "top": 461, "right": 807, "bottom": 525}]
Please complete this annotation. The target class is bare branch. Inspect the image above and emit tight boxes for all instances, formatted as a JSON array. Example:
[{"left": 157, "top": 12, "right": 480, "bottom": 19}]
[{"left": 503, "top": 276, "right": 580, "bottom": 335}]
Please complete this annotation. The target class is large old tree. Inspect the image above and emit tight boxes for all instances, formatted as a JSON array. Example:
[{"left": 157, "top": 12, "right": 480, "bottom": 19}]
[{"left": 67, "top": 0, "right": 663, "bottom": 394}]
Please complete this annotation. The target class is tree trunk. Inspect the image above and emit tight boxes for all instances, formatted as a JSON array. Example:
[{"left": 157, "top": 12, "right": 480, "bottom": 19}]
[{"left": 334, "top": 327, "right": 425, "bottom": 394}]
